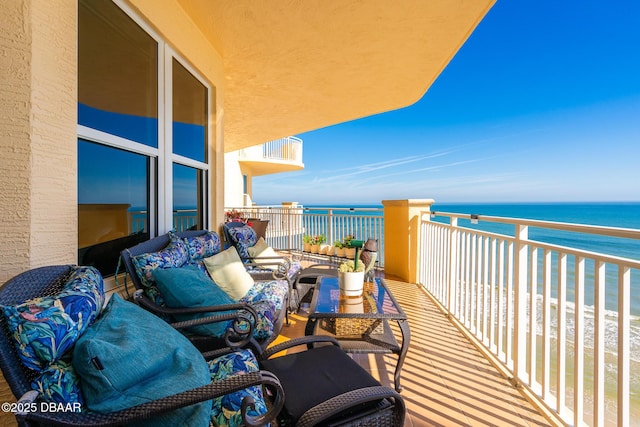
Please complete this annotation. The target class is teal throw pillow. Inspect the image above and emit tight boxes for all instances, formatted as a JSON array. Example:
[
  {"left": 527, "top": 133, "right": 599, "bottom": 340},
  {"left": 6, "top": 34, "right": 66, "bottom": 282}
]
[
  {"left": 152, "top": 265, "right": 236, "bottom": 338},
  {"left": 73, "top": 294, "right": 211, "bottom": 427}
]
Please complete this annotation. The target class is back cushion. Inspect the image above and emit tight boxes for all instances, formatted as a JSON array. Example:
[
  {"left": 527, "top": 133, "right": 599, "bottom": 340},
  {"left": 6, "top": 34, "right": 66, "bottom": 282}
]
[
  {"left": 172, "top": 231, "right": 221, "bottom": 262},
  {"left": 152, "top": 265, "right": 236, "bottom": 337},
  {"left": 73, "top": 294, "right": 211, "bottom": 427},
  {"left": 225, "top": 223, "right": 258, "bottom": 259},
  {"left": 131, "top": 238, "right": 189, "bottom": 305},
  {"left": 2, "top": 266, "right": 104, "bottom": 371}
]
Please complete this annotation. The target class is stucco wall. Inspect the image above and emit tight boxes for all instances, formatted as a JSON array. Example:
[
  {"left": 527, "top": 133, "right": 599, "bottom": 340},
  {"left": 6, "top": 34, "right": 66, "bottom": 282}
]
[{"left": 0, "top": 0, "right": 77, "bottom": 284}]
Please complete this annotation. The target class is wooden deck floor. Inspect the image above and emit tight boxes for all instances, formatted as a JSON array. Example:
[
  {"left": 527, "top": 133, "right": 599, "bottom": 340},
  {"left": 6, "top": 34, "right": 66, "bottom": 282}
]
[{"left": 276, "top": 276, "right": 553, "bottom": 427}]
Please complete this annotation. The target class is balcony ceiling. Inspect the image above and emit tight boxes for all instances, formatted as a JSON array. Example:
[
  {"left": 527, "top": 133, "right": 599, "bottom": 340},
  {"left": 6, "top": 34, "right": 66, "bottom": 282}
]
[{"left": 177, "top": 0, "right": 495, "bottom": 152}]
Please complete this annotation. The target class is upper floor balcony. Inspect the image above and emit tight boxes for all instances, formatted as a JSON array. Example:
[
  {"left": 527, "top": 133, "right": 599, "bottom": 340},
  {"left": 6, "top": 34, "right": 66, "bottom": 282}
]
[{"left": 237, "top": 136, "right": 304, "bottom": 176}]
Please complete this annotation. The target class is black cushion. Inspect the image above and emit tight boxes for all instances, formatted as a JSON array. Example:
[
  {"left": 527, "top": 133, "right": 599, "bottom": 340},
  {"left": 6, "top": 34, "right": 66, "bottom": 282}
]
[{"left": 260, "top": 345, "right": 381, "bottom": 422}]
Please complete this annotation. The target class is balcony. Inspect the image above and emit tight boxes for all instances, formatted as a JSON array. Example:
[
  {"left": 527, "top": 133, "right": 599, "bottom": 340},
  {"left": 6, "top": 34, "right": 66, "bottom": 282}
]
[
  {"left": 227, "top": 202, "right": 640, "bottom": 426},
  {"left": 237, "top": 136, "right": 304, "bottom": 176}
]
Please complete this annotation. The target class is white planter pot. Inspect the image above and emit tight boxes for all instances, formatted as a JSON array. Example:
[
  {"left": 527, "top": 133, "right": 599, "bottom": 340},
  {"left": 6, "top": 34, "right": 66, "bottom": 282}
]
[{"left": 338, "top": 271, "right": 365, "bottom": 297}]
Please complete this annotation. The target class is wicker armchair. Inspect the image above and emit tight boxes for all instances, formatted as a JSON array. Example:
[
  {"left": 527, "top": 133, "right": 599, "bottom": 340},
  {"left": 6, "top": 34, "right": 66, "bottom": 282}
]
[
  {"left": 0, "top": 265, "right": 284, "bottom": 427},
  {"left": 260, "top": 336, "right": 406, "bottom": 426},
  {"left": 119, "top": 230, "right": 288, "bottom": 354}
]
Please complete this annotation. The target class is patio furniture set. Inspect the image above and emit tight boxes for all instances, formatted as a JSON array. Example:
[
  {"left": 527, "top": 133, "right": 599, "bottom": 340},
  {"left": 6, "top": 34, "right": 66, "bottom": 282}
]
[{"left": 0, "top": 221, "right": 409, "bottom": 426}]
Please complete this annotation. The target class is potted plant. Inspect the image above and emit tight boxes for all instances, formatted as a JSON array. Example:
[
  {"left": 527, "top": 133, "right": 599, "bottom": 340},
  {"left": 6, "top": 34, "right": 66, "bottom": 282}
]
[
  {"left": 343, "top": 234, "right": 356, "bottom": 259},
  {"left": 333, "top": 241, "right": 345, "bottom": 257},
  {"left": 302, "top": 234, "right": 312, "bottom": 252},
  {"left": 310, "top": 234, "right": 326, "bottom": 254},
  {"left": 338, "top": 259, "right": 365, "bottom": 296}
]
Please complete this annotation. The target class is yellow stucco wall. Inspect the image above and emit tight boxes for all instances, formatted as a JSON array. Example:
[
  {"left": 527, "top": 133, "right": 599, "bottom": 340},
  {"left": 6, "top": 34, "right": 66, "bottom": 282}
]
[
  {"left": 0, "top": 0, "right": 77, "bottom": 284},
  {"left": 382, "top": 199, "right": 435, "bottom": 283}
]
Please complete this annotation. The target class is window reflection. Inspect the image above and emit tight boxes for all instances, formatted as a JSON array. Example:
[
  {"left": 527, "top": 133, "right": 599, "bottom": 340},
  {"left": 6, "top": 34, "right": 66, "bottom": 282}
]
[
  {"left": 78, "top": 0, "right": 158, "bottom": 147},
  {"left": 172, "top": 59, "right": 207, "bottom": 162},
  {"left": 78, "top": 140, "right": 151, "bottom": 276},
  {"left": 173, "top": 163, "right": 205, "bottom": 231}
]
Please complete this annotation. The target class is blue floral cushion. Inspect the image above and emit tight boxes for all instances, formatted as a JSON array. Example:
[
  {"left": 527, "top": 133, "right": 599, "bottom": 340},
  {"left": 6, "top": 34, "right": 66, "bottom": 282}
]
[
  {"left": 172, "top": 231, "right": 221, "bottom": 262},
  {"left": 32, "top": 359, "right": 83, "bottom": 406},
  {"left": 2, "top": 266, "right": 105, "bottom": 371},
  {"left": 240, "top": 300, "right": 275, "bottom": 341},
  {"left": 225, "top": 223, "right": 258, "bottom": 260},
  {"left": 208, "top": 349, "right": 268, "bottom": 427},
  {"left": 131, "top": 239, "right": 189, "bottom": 305},
  {"left": 242, "top": 280, "right": 288, "bottom": 312}
]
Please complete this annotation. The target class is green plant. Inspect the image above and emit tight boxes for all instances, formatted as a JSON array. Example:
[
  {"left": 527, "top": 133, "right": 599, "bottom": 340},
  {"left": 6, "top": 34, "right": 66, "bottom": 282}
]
[
  {"left": 338, "top": 260, "right": 365, "bottom": 273},
  {"left": 333, "top": 240, "right": 343, "bottom": 248},
  {"left": 342, "top": 234, "right": 355, "bottom": 247},
  {"left": 311, "top": 234, "right": 326, "bottom": 245},
  {"left": 303, "top": 235, "right": 312, "bottom": 244}
]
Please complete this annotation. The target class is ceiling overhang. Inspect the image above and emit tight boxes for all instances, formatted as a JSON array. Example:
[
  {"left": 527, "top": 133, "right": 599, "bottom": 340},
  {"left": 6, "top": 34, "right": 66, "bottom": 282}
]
[{"left": 177, "top": 0, "right": 496, "bottom": 152}]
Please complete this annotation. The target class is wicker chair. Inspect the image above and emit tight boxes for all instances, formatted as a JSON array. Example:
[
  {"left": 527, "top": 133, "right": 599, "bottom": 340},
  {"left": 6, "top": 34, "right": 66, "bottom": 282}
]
[
  {"left": 0, "top": 265, "right": 284, "bottom": 427},
  {"left": 119, "top": 230, "right": 288, "bottom": 354}
]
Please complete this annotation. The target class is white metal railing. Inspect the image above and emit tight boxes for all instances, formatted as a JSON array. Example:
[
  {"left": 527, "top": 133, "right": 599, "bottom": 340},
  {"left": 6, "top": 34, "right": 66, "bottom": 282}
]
[
  {"left": 238, "top": 136, "right": 303, "bottom": 164},
  {"left": 225, "top": 206, "right": 385, "bottom": 266},
  {"left": 419, "top": 211, "right": 640, "bottom": 427}
]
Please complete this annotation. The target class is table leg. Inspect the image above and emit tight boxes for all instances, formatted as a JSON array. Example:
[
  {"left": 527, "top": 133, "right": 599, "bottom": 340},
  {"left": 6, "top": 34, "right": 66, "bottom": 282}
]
[{"left": 394, "top": 319, "right": 411, "bottom": 392}]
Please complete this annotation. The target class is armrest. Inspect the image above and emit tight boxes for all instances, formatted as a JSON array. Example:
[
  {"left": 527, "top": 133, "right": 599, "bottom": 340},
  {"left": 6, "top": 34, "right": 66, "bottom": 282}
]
[
  {"left": 296, "top": 385, "right": 405, "bottom": 427},
  {"left": 18, "top": 371, "right": 285, "bottom": 427},
  {"left": 259, "top": 336, "right": 341, "bottom": 360},
  {"left": 133, "top": 290, "right": 258, "bottom": 348}
]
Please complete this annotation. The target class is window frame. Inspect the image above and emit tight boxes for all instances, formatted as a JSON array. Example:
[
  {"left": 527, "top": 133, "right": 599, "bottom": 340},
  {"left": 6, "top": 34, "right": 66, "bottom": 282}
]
[{"left": 77, "top": 0, "right": 212, "bottom": 239}]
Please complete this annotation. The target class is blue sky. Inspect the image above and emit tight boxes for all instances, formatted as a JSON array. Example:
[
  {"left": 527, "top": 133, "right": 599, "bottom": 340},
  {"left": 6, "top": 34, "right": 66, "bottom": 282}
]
[{"left": 254, "top": 0, "right": 640, "bottom": 206}]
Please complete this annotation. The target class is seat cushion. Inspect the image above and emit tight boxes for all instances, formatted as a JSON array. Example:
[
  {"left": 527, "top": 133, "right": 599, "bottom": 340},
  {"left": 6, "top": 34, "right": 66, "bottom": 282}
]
[
  {"left": 152, "top": 265, "right": 236, "bottom": 338},
  {"left": 203, "top": 247, "right": 254, "bottom": 300},
  {"left": 208, "top": 349, "right": 269, "bottom": 426},
  {"left": 259, "top": 345, "right": 381, "bottom": 422},
  {"left": 2, "top": 266, "right": 104, "bottom": 371},
  {"left": 131, "top": 238, "right": 189, "bottom": 289},
  {"left": 73, "top": 294, "right": 211, "bottom": 427},
  {"left": 31, "top": 359, "right": 83, "bottom": 405}
]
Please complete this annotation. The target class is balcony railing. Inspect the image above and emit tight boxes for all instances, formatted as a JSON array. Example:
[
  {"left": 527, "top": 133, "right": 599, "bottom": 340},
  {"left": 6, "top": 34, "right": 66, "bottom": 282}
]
[
  {"left": 225, "top": 205, "right": 385, "bottom": 266},
  {"left": 238, "top": 136, "right": 303, "bottom": 164},
  {"left": 419, "top": 211, "right": 640, "bottom": 427}
]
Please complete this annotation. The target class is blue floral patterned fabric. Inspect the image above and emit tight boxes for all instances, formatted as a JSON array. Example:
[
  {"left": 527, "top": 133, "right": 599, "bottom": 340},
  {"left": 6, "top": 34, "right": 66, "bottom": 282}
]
[
  {"left": 208, "top": 349, "right": 268, "bottom": 427},
  {"left": 242, "top": 280, "right": 288, "bottom": 312},
  {"left": 2, "top": 266, "right": 104, "bottom": 371},
  {"left": 225, "top": 223, "right": 258, "bottom": 260},
  {"left": 172, "top": 231, "right": 221, "bottom": 262},
  {"left": 131, "top": 239, "right": 189, "bottom": 305},
  {"left": 232, "top": 300, "right": 276, "bottom": 341},
  {"left": 32, "top": 359, "right": 83, "bottom": 405}
]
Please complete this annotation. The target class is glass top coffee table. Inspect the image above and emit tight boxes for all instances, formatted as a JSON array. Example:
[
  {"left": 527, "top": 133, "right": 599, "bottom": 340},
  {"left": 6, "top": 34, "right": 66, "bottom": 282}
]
[{"left": 304, "top": 276, "right": 410, "bottom": 392}]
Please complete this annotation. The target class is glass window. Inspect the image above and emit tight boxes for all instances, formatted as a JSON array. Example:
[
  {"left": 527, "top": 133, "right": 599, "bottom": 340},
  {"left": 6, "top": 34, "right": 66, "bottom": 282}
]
[
  {"left": 172, "top": 59, "right": 207, "bottom": 162},
  {"left": 77, "top": 140, "right": 151, "bottom": 276},
  {"left": 173, "top": 163, "right": 205, "bottom": 231},
  {"left": 78, "top": 0, "right": 158, "bottom": 147}
]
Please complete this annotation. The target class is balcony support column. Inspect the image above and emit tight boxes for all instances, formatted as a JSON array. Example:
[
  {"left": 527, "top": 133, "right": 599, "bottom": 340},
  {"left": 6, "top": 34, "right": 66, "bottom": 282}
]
[{"left": 382, "top": 199, "right": 435, "bottom": 283}]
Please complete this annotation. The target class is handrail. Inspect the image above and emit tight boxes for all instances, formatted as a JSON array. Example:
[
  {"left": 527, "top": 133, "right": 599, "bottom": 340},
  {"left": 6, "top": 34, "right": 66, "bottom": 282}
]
[{"left": 419, "top": 211, "right": 640, "bottom": 427}]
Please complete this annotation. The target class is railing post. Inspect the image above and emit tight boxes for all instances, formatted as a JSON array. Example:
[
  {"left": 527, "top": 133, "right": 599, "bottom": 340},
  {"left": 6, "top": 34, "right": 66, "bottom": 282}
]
[
  {"left": 514, "top": 224, "right": 529, "bottom": 383},
  {"left": 382, "top": 199, "right": 435, "bottom": 283},
  {"left": 448, "top": 217, "right": 458, "bottom": 315}
]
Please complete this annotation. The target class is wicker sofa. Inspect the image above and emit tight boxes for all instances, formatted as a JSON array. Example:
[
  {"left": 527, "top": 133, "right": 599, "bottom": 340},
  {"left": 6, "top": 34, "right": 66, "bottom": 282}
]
[{"left": 120, "top": 229, "right": 290, "bottom": 354}]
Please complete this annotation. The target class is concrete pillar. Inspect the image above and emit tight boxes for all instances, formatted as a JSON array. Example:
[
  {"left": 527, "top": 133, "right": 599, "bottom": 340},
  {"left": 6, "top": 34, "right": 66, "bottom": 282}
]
[{"left": 382, "top": 199, "right": 435, "bottom": 283}]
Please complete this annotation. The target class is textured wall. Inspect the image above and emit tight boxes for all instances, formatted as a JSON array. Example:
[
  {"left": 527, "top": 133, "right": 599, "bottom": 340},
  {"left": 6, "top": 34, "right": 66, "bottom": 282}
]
[{"left": 0, "top": 0, "right": 77, "bottom": 283}]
